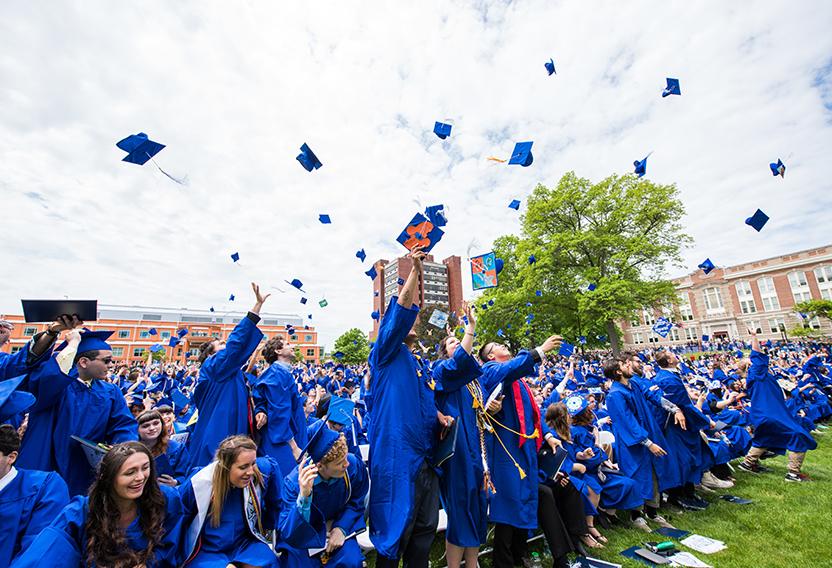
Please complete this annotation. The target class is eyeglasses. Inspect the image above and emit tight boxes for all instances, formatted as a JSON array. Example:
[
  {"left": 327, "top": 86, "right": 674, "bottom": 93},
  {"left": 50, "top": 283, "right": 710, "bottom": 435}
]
[
  {"left": 485, "top": 343, "right": 500, "bottom": 358},
  {"left": 92, "top": 357, "right": 114, "bottom": 365}
]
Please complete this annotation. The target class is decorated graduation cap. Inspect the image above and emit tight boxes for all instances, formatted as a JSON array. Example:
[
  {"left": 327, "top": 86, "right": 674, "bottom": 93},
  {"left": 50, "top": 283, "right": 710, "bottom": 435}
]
[
  {"left": 545, "top": 58, "right": 556, "bottom": 76},
  {"left": 300, "top": 297, "right": 307, "bottom": 305},
  {"left": 698, "top": 258, "right": 715, "bottom": 274},
  {"left": 285, "top": 279, "right": 305, "bottom": 292},
  {"left": 302, "top": 421, "right": 342, "bottom": 464},
  {"left": 365, "top": 266, "right": 378, "bottom": 280},
  {"left": 769, "top": 159, "right": 785, "bottom": 178},
  {"left": 326, "top": 396, "right": 355, "bottom": 426},
  {"left": 662, "top": 77, "right": 681, "bottom": 97},
  {"left": 633, "top": 152, "right": 652, "bottom": 178},
  {"left": 319, "top": 298, "right": 328, "bottom": 307},
  {"left": 396, "top": 212, "right": 444, "bottom": 253},
  {"left": 565, "top": 395, "right": 589, "bottom": 417},
  {"left": 433, "top": 121, "right": 452, "bottom": 139},
  {"left": 0, "top": 375, "right": 36, "bottom": 423},
  {"left": 296, "top": 143, "right": 322, "bottom": 172},
  {"left": 116, "top": 132, "right": 187, "bottom": 185},
  {"left": 745, "top": 208, "right": 769, "bottom": 232},
  {"left": 508, "top": 199, "right": 521, "bottom": 210},
  {"left": 319, "top": 214, "right": 331, "bottom": 224},
  {"left": 356, "top": 249, "right": 366, "bottom": 262},
  {"left": 424, "top": 204, "right": 448, "bottom": 228},
  {"left": 471, "top": 251, "right": 499, "bottom": 290}
]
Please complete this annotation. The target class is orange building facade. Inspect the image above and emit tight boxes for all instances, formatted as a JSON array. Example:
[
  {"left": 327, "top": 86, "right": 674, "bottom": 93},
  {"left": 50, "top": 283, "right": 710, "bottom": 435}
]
[{"left": 1, "top": 304, "right": 322, "bottom": 365}]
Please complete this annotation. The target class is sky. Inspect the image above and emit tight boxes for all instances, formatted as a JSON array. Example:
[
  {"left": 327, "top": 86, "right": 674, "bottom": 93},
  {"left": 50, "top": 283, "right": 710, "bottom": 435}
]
[{"left": 2, "top": 1, "right": 832, "bottom": 349}]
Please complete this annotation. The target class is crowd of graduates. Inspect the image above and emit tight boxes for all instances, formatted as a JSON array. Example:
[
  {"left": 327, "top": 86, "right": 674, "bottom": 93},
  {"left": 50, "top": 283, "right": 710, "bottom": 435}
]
[{"left": 1, "top": 250, "right": 830, "bottom": 568}]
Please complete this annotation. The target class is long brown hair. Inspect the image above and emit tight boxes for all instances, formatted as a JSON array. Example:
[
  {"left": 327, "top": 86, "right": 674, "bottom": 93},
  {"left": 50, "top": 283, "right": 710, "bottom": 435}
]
[
  {"left": 85, "top": 442, "right": 166, "bottom": 568},
  {"left": 545, "top": 402, "right": 571, "bottom": 443},
  {"left": 209, "top": 435, "right": 263, "bottom": 528},
  {"left": 137, "top": 410, "right": 169, "bottom": 457}
]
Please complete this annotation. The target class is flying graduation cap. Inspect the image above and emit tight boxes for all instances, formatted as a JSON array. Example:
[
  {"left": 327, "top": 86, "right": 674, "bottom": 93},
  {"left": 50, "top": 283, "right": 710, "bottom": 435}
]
[
  {"left": 300, "top": 297, "right": 307, "bottom": 304},
  {"left": 433, "top": 121, "right": 452, "bottom": 139},
  {"left": 424, "top": 204, "right": 448, "bottom": 228},
  {"left": 769, "top": 159, "right": 785, "bottom": 178},
  {"left": 633, "top": 151, "right": 652, "bottom": 178},
  {"left": 698, "top": 258, "right": 715, "bottom": 274},
  {"left": 356, "top": 249, "right": 366, "bottom": 262},
  {"left": 365, "top": 266, "right": 378, "bottom": 280},
  {"left": 229, "top": 294, "right": 235, "bottom": 301},
  {"left": 396, "top": 212, "right": 444, "bottom": 253},
  {"left": 508, "top": 199, "right": 521, "bottom": 210},
  {"left": 371, "top": 310, "right": 380, "bottom": 321},
  {"left": 528, "top": 255, "right": 536, "bottom": 264},
  {"left": 319, "top": 214, "right": 332, "bottom": 224},
  {"left": 285, "top": 279, "right": 305, "bottom": 292},
  {"left": 489, "top": 141, "right": 534, "bottom": 167},
  {"left": 296, "top": 143, "right": 322, "bottom": 172},
  {"left": 545, "top": 58, "right": 556, "bottom": 76},
  {"left": 231, "top": 252, "right": 240, "bottom": 263},
  {"left": 662, "top": 78, "right": 681, "bottom": 97},
  {"left": 745, "top": 208, "right": 769, "bottom": 232},
  {"left": 116, "top": 132, "right": 188, "bottom": 185}
]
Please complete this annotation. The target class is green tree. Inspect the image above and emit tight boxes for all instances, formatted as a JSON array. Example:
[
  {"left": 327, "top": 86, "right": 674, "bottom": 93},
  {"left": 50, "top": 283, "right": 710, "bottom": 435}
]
[
  {"left": 477, "top": 172, "right": 691, "bottom": 355},
  {"left": 332, "top": 328, "right": 370, "bottom": 364},
  {"left": 790, "top": 299, "right": 832, "bottom": 338},
  {"left": 412, "top": 303, "right": 460, "bottom": 360}
]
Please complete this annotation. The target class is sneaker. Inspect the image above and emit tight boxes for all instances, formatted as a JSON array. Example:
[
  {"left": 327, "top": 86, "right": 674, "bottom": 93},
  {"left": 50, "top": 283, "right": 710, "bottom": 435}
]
[
  {"left": 785, "top": 472, "right": 812, "bottom": 482},
  {"left": 630, "top": 516, "right": 653, "bottom": 532},
  {"left": 760, "top": 451, "right": 778, "bottom": 459},
  {"left": 756, "top": 464, "right": 774, "bottom": 473},
  {"left": 701, "top": 471, "right": 734, "bottom": 489},
  {"left": 815, "top": 424, "right": 828, "bottom": 430},
  {"left": 646, "top": 514, "right": 675, "bottom": 529},
  {"left": 737, "top": 461, "right": 759, "bottom": 474}
]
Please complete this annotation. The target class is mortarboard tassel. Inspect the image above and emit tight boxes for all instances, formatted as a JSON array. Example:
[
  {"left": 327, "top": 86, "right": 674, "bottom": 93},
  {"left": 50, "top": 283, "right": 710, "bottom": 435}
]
[{"left": 147, "top": 154, "right": 189, "bottom": 186}]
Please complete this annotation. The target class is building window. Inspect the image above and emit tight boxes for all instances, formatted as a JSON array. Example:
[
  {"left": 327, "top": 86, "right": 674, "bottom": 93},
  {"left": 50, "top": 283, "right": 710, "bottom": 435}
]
[
  {"left": 747, "top": 320, "right": 762, "bottom": 334},
  {"left": 22, "top": 326, "right": 37, "bottom": 336},
  {"left": 111, "top": 347, "right": 124, "bottom": 357},
  {"left": 647, "top": 331, "right": 660, "bottom": 344},
  {"left": 139, "top": 331, "right": 150, "bottom": 339},
  {"left": 632, "top": 332, "right": 643, "bottom": 344},
  {"left": 133, "top": 348, "right": 146, "bottom": 357},
  {"left": 9, "top": 346, "right": 23, "bottom": 354},
  {"left": 788, "top": 272, "right": 808, "bottom": 288},
  {"left": 306, "top": 348, "right": 315, "bottom": 357},
  {"left": 161, "top": 331, "right": 171, "bottom": 339},
  {"left": 211, "top": 332, "right": 220, "bottom": 338},
  {"left": 703, "top": 288, "right": 724, "bottom": 311},
  {"left": 794, "top": 291, "right": 812, "bottom": 303},
  {"left": 118, "top": 330, "right": 130, "bottom": 339},
  {"left": 815, "top": 266, "right": 832, "bottom": 283},
  {"left": 809, "top": 316, "right": 822, "bottom": 330},
  {"left": 305, "top": 334, "right": 313, "bottom": 342},
  {"left": 736, "top": 282, "right": 753, "bottom": 296},
  {"left": 669, "top": 328, "right": 681, "bottom": 341},
  {"left": 739, "top": 299, "right": 756, "bottom": 314},
  {"left": 189, "top": 348, "right": 200, "bottom": 357},
  {"left": 684, "top": 327, "right": 697, "bottom": 341},
  {"left": 643, "top": 309, "right": 656, "bottom": 326},
  {"left": 291, "top": 335, "right": 299, "bottom": 341},
  {"left": 767, "top": 318, "right": 785, "bottom": 334},
  {"left": 762, "top": 297, "right": 780, "bottom": 312},
  {"left": 757, "top": 277, "right": 775, "bottom": 293}
]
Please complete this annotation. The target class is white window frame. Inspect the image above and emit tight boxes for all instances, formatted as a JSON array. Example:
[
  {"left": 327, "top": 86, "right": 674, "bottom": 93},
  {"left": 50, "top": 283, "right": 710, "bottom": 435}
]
[{"left": 703, "top": 287, "right": 724, "bottom": 312}]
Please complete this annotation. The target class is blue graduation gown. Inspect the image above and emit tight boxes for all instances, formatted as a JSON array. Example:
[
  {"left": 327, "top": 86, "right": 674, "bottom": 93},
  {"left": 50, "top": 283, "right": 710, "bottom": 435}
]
[
  {"left": 366, "top": 298, "right": 436, "bottom": 559},
  {"left": 18, "top": 357, "right": 138, "bottom": 497},
  {"left": 433, "top": 349, "right": 486, "bottom": 547},
  {"left": 654, "top": 368, "right": 715, "bottom": 484},
  {"left": 187, "top": 315, "right": 263, "bottom": 470},
  {"left": 606, "top": 379, "right": 682, "bottom": 500},
  {"left": 279, "top": 455, "right": 368, "bottom": 567},
  {"left": 747, "top": 351, "right": 817, "bottom": 453},
  {"left": 163, "top": 438, "right": 190, "bottom": 485},
  {"left": 10, "top": 485, "right": 183, "bottom": 568},
  {"left": 570, "top": 425, "right": 642, "bottom": 511},
  {"left": 0, "top": 468, "right": 69, "bottom": 568},
  {"left": 253, "top": 361, "right": 308, "bottom": 475},
  {"left": 481, "top": 351, "right": 546, "bottom": 530}
]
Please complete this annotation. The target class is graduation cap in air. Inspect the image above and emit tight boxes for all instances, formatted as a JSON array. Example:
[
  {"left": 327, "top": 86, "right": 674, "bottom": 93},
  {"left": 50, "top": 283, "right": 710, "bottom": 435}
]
[
  {"left": 356, "top": 249, "right": 366, "bottom": 262},
  {"left": 508, "top": 199, "right": 521, "bottom": 210},
  {"left": 301, "top": 421, "right": 342, "bottom": 464},
  {"left": 433, "top": 121, "right": 452, "bottom": 139},
  {"left": 365, "top": 266, "right": 378, "bottom": 280},
  {"left": 529, "top": 255, "right": 536, "bottom": 264},
  {"left": 148, "top": 328, "right": 158, "bottom": 335},
  {"left": 662, "top": 78, "right": 681, "bottom": 97},
  {"left": 698, "top": 258, "right": 715, "bottom": 274},
  {"left": 231, "top": 252, "right": 240, "bottom": 263},
  {"left": 319, "top": 214, "right": 331, "bottom": 224},
  {"left": 375, "top": 291, "right": 379, "bottom": 296},
  {"left": 308, "top": 314, "right": 312, "bottom": 319},
  {"left": 229, "top": 294, "right": 235, "bottom": 301},
  {"left": 509, "top": 142, "right": 534, "bottom": 167},
  {"left": 558, "top": 343, "right": 575, "bottom": 357},
  {"left": 396, "top": 278, "right": 404, "bottom": 286},
  {"left": 396, "top": 212, "right": 445, "bottom": 253},
  {"left": 177, "top": 329, "right": 188, "bottom": 338},
  {"left": 319, "top": 299, "right": 328, "bottom": 307},
  {"left": 149, "top": 344, "right": 164, "bottom": 353},
  {"left": 536, "top": 291, "right": 542, "bottom": 296},
  {"left": 702, "top": 334, "right": 710, "bottom": 341},
  {"left": 300, "top": 297, "right": 307, "bottom": 305},
  {"left": 0, "top": 375, "right": 36, "bottom": 423},
  {"left": 424, "top": 204, "right": 448, "bottom": 228},
  {"left": 587, "top": 283, "right": 597, "bottom": 291},
  {"left": 633, "top": 152, "right": 652, "bottom": 178},
  {"left": 169, "top": 337, "right": 180, "bottom": 348},
  {"left": 745, "top": 208, "right": 769, "bottom": 232},
  {"left": 497, "top": 329, "right": 505, "bottom": 337},
  {"left": 333, "top": 351, "right": 344, "bottom": 360},
  {"left": 769, "top": 159, "right": 785, "bottom": 178},
  {"left": 371, "top": 310, "right": 380, "bottom": 321},
  {"left": 545, "top": 58, "right": 556, "bottom": 76},
  {"left": 327, "top": 396, "right": 355, "bottom": 426},
  {"left": 579, "top": 335, "right": 587, "bottom": 344},
  {"left": 296, "top": 143, "right": 322, "bottom": 172},
  {"left": 116, "top": 132, "right": 188, "bottom": 185},
  {"left": 285, "top": 279, "right": 305, "bottom": 292},
  {"left": 21, "top": 299, "right": 97, "bottom": 323},
  {"left": 210, "top": 306, "right": 215, "bottom": 312}
]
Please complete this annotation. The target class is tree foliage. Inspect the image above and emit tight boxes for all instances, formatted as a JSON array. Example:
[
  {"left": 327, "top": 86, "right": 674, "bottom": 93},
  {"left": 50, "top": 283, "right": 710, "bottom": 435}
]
[
  {"left": 332, "top": 328, "right": 370, "bottom": 363},
  {"left": 475, "top": 172, "right": 692, "bottom": 355},
  {"left": 412, "top": 303, "right": 461, "bottom": 360}
]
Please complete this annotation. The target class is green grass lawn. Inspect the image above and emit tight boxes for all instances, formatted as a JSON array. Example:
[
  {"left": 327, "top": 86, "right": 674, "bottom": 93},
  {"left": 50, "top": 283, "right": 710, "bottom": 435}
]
[{"left": 363, "top": 431, "right": 832, "bottom": 567}]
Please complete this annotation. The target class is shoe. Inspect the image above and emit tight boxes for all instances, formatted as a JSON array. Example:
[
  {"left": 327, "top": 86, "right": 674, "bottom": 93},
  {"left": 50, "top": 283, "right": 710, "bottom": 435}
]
[
  {"left": 647, "top": 514, "right": 675, "bottom": 529},
  {"left": 816, "top": 424, "right": 829, "bottom": 430},
  {"left": 738, "top": 461, "right": 771, "bottom": 474},
  {"left": 630, "top": 516, "right": 653, "bottom": 532},
  {"left": 785, "top": 472, "right": 813, "bottom": 482},
  {"left": 756, "top": 464, "right": 774, "bottom": 473},
  {"left": 701, "top": 471, "right": 734, "bottom": 489},
  {"left": 760, "top": 451, "right": 778, "bottom": 459},
  {"left": 811, "top": 429, "right": 824, "bottom": 435},
  {"left": 694, "top": 483, "right": 716, "bottom": 493}
]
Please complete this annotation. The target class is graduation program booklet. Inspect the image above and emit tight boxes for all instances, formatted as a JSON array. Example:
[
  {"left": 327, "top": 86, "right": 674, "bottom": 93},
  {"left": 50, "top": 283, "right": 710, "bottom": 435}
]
[
  {"left": 538, "top": 445, "right": 569, "bottom": 481},
  {"left": 432, "top": 418, "right": 460, "bottom": 468}
]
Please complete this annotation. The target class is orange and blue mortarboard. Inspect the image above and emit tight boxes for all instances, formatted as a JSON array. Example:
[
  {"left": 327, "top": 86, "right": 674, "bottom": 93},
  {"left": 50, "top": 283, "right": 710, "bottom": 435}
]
[
  {"left": 698, "top": 258, "right": 715, "bottom": 274},
  {"left": 356, "top": 249, "right": 366, "bottom": 262},
  {"left": 297, "top": 143, "right": 322, "bottom": 172},
  {"left": 396, "top": 212, "right": 445, "bottom": 253},
  {"left": 745, "top": 209, "right": 769, "bottom": 232},
  {"left": 433, "top": 121, "right": 452, "bottom": 139},
  {"left": 545, "top": 58, "right": 556, "bottom": 76},
  {"left": 769, "top": 159, "right": 785, "bottom": 178},
  {"left": 300, "top": 297, "right": 307, "bottom": 304},
  {"left": 662, "top": 78, "right": 681, "bottom": 97},
  {"left": 508, "top": 199, "right": 521, "bottom": 210}
]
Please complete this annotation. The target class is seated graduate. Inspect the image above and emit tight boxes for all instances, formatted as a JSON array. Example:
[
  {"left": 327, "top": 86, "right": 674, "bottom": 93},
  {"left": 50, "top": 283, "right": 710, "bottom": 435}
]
[
  {"left": 0, "top": 388, "right": 70, "bottom": 568},
  {"left": 279, "top": 421, "right": 369, "bottom": 567},
  {"left": 180, "top": 435, "right": 283, "bottom": 568},
  {"left": 188, "top": 284, "right": 269, "bottom": 470},
  {"left": 11, "top": 441, "right": 183, "bottom": 568},
  {"left": 137, "top": 410, "right": 189, "bottom": 487},
  {"left": 18, "top": 328, "right": 138, "bottom": 497}
]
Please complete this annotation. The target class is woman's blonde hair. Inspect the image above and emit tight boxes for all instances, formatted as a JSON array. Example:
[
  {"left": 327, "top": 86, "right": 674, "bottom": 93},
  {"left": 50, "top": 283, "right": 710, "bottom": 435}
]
[
  {"left": 209, "top": 435, "right": 263, "bottom": 528},
  {"left": 319, "top": 434, "right": 348, "bottom": 467}
]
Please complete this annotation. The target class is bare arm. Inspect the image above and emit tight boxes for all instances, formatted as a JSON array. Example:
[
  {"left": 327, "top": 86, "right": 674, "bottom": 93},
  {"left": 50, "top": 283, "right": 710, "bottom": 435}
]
[
  {"left": 460, "top": 301, "right": 476, "bottom": 355},
  {"left": 747, "top": 324, "right": 761, "bottom": 352},
  {"left": 398, "top": 245, "right": 425, "bottom": 308}
]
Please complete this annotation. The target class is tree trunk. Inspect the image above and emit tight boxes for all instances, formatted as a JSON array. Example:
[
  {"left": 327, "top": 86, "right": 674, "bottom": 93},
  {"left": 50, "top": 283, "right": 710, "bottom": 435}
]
[{"left": 606, "top": 319, "right": 620, "bottom": 357}]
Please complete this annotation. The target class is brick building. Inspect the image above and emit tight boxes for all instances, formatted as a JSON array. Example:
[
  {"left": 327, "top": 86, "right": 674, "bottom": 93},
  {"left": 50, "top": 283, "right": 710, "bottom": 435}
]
[
  {"left": 622, "top": 244, "right": 832, "bottom": 348},
  {"left": 369, "top": 253, "right": 464, "bottom": 340},
  {"left": 1, "top": 304, "right": 322, "bottom": 365}
]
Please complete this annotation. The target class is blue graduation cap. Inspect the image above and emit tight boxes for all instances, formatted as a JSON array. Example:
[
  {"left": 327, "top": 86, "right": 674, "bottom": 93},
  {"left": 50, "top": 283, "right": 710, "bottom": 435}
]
[
  {"left": 56, "top": 329, "right": 114, "bottom": 354},
  {"left": 371, "top": 310, "right": 380, "bottom": 320},
  {"left": 296, "top": 143, "right": 322, "bottom": 172},
  {"left": 229, "top": 294, "right": 235, "bottom": 301},
  {"left": 398, "top": 278, "right": 405, "bottom": 285},
  {"left": 171, "top": 389, "right": 191, "bottom": 409},
  {"left": 745, "top": 209, "right": 769, "bottom": 232},
  {"left": 633, "top": 152, "right": 652, "bottom": 178},
  {"left": 308, "top": 314, "right": 312, "bottom": 319},
  {"left": 148, "top": 328, "right": 158, "bottom": 335},
  {"left": 177, "top": 328, "right": 188, "bottom": 338},
  {"left": 536, "top": 290, "right": 542, "bottom": 297},
  {"left": 149, "top": 344, "right": 164, "bottom": 353},
  {"left": 333, "top": 351, "right": 344, "bottom": 360},
  {"left": 529, "top": 255, "right": 536, "bottom": 264},
  {"left": 702, "top": 334, "right": 709, "bottom": 342},
  {"left": 652, "top": 317, "right": 673, "bottom": 338},
  {"left": 116, "top": 132, "right": 165, "bottom": 165},
  {"left": 433, "top": 121, "right": 452, "bottom": 139},
  {"left": 0, "top": 376, "right": 36, "bottom": 423},
  {"left": 579, "top": 335, "right": 587, "bottom": 344},
  {"left": 210, "top": 306, "right": 215, "bottom": 312},
  {"left": 508, "top": 141, "right": 534, "bottom": 167},
  {"left": 698, "top": 258, "right": 715, "bottom": 274},
  {"left": 769, "top": 159, "right": 785, "bottom": 178},
  {"left": 559, "top": 343, "right": 575, "bottom": 357},
  {"left": 662, "top": 77, "right": 681, "bottom": 97},
  {"left": 302, "top": 421, "right": 341, "bottom": 464},
  {"left": 327, "top": 396, "right": 355, "bottom": 426},
  {"left": 508, "top": 199, "right": 521, "bottom": 210},
  {"left": 396, "top": 212, "right": 445, "bottom": 253},
  {"left": 424, "top": 204, "right": 448, "bottom": 228},
  {"left": 300, "top": 297, "right": 307, "bottom": 305},
  {"left": 231, "top": 252, "right": 240, "bottom": 263},
  {"left": 544, "top": 58, "right": 556, "bottom": 76},
  {"left": 356, "top": 249, "right": 366, "bottom": 262},
  {"left": 365, "top": 266, "right": 378, "bottom": 280},
  {"left": 153, "top": 397, "right": 173, "bottom": 410},
  {"left": 588, "top": 283, "right": 597, "bottom": 292},
  {"left": 319, "top": 214, "right": 331, "bottom": 224},
  {"left": 285, "top": 279, "right": 305, "bottom": 292},
  {"left": 565, "top": 395, "right": 589, "bottom": 417},
  {"left": 497, "top": 329, "right": 505, "bottom": 337},
  {"left": 374, "top": 291, "right": 379, "bottom": 296},
  {"left": 168, "top": 337, "right": 180, "bottom": 348}
]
